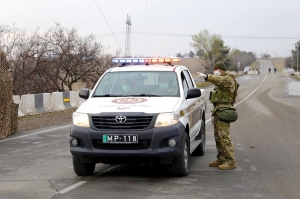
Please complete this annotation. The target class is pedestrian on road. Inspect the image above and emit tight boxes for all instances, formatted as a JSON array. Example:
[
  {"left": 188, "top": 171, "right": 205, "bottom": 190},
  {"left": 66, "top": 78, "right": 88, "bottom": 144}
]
[
  {"left": 269, "top": 68, "right": 271, "bottom": 74},
  {"left": 197, "top": 62, "right": 238, "bottom": 170},
  {"left": 274, "top": 68, "right": 277, "bottom": 74}
]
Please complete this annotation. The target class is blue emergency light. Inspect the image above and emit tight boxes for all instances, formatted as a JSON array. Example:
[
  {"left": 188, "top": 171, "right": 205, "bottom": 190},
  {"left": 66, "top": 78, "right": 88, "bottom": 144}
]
[{"left": 112, "top": 57, "right": 181, "bottom": 64}]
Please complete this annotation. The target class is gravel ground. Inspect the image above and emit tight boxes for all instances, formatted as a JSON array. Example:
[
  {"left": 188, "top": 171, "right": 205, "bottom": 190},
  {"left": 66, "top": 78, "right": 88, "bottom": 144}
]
[{"left": 17, "top": 108, "right": 77, "bottom": 133}]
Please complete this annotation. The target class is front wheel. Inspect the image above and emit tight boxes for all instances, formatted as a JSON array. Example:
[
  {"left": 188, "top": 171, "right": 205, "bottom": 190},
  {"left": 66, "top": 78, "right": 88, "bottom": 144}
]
[
  {"left": 72, "top": 156, "right": 95, "bottom": 176},
  {"left": 170, "top": 133, "right": 190, "bottom": 177}
]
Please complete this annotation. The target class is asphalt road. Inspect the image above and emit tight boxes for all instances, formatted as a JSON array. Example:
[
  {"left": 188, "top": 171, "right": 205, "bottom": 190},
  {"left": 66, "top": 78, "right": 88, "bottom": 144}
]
[{"left": 0, "top": 60, "right": 300, "bottom": 199}]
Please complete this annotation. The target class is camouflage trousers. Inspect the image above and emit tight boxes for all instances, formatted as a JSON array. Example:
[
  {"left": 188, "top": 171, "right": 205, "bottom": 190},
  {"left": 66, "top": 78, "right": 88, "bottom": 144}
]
[{"left": 213, "top": 115, "right": 236, "bottom": 165}]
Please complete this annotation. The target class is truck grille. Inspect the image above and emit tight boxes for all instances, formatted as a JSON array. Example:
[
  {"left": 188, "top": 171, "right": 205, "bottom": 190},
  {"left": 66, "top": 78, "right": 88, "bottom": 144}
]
[
  {"left": 91, "top": 116, "right": 153, "bottom": 130},
  {"left": 92, "top": 139, "right": 151, "bottom": 150}
]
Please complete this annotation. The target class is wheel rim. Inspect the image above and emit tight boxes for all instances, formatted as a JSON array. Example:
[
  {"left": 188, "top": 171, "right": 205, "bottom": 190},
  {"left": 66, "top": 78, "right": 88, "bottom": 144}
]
[{"left": 184, "top": 142, "right": 188, "bottom": 169}]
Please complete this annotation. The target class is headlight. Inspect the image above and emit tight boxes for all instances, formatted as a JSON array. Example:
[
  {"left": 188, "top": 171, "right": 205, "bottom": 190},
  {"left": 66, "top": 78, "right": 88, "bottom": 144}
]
[
  {"left": 73, "top": 112, "right": 90, "bottom": 127},
  {"left": 154, "top": 112, "right": 180, "bottom": 127}
]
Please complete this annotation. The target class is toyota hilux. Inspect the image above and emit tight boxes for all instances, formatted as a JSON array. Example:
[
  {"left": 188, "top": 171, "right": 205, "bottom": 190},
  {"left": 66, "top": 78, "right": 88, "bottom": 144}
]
[{"left": 70, "top": 57, "right": 207, "bottom": 176}]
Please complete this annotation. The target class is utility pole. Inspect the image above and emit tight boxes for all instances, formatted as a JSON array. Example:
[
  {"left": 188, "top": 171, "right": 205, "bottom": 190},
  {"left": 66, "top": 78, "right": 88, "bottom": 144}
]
[
  {"left": 125, "top": 14, "right": 132, "bottom": 57},
  {"left": 289, "top": 50, "right": 293, "bottom": 69},
  {"left": 297, "top": 48, "right": 299, "bottom": 72}
]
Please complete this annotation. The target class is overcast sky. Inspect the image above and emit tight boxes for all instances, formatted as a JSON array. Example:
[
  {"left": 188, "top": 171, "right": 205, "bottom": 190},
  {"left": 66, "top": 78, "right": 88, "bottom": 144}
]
[{"left": 1, "top": 0, "right": 300, "bottom": 57}]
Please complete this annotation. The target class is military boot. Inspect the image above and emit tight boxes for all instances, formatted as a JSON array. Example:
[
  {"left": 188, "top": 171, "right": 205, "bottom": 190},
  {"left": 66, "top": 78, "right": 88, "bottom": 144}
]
[
  {"left": 209, "top": 160, "right": 222, "bottom": 167},
  {"left": 218, "top": 163, "right": 237, "bottom": 170}
]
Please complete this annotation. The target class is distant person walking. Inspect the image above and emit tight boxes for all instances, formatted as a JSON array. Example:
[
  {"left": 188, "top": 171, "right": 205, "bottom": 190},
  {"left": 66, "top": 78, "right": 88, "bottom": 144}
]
[
  {"left": 274, "top": 68, "right": 276, "bottom": 74},
  {"left": 268, "top": 68, "right": 271, "bottom": 74}
]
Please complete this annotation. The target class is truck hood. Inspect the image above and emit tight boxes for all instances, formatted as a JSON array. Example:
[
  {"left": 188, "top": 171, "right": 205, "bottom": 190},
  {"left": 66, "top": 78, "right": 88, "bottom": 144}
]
[{"left": 76, "top": 97, "right": 180, "bottom": 113}]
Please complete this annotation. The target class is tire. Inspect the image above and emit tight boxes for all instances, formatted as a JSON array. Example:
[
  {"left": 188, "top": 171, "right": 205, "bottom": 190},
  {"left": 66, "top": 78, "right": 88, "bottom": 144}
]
[
  {"left": 72, "top": 156, "right": 95, "bottom": 176},
  {"left": 170, "top": 133, "right": 190, "bottom": 177},
  {"left": 192, "top": 120, "right": 206, "bottom": 156}
]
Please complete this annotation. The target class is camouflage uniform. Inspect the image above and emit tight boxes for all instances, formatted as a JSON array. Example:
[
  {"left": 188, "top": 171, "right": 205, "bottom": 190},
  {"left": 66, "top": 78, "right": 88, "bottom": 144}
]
[
  {"left": 205, "top": 71, "right": 237, "bottom": 166},
  {"left": 0, "top": 50, "right": 18, "bottom": 138}
]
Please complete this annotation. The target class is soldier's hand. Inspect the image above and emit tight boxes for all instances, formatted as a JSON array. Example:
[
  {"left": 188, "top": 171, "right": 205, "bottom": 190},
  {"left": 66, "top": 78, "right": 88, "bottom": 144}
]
[{"left": 197, "top": 72, "right": 207, "bottom": 79}]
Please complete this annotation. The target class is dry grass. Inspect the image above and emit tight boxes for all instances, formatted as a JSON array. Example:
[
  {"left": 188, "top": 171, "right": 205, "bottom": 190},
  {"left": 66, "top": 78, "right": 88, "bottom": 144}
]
[
  {"left": 196, "top": 81, "right": 212, "bottom": 88},
  {"left": 18, "top": 108, "right": 76, "bottom": 133},
  {"left": 179, "top": 58, "right": 206, "bottom": 79},
  {"left": 250, "top": 61, "right": 260, "bottom": 70}
]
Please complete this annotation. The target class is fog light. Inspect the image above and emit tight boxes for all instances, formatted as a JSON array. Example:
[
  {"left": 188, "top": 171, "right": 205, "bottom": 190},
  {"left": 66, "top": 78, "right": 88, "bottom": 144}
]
[
  {"left": 168, "top": 139, "right": 176, "bottom": 147},
  {"left": 70, "top": 138, "right": 78, "bottom": 147}
]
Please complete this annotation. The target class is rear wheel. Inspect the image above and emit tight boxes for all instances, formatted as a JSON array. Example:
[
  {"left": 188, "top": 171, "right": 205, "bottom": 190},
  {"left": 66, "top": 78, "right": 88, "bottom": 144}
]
[
  {"left": 73, "top": 156, "right": 95, "bottom": 176},
  {"left": 170, "top": 133, "right": 190, "bottom": 177}
]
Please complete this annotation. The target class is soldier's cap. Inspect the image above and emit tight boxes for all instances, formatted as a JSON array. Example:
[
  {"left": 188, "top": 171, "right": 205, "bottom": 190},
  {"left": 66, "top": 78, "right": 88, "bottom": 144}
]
[{"left": 213, "top": 62, "right": 226, "bottom": 71}]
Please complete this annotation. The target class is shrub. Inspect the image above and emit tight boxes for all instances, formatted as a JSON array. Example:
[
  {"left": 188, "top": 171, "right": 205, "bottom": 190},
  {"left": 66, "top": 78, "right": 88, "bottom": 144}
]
[{"left": 228, "top": 65, "right": 238, "bottom": 72}]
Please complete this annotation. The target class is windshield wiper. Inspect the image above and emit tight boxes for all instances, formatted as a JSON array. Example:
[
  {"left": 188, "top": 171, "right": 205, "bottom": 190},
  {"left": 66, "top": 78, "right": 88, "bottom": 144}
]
[
  {"left": 93, "top": 94, "right": 162, "bottom": 97},
  {"left": 93, "top": 94, "right": 120, "bottom": 97},
  {"left": 138, "top": 94, "right": 161, "bottom": 97}
]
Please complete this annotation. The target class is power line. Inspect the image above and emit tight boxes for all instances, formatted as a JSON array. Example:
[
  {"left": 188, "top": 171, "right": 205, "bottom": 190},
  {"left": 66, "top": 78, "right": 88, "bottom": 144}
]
[
  {"left": 96, "top": 31, "right": 299, "bottom": 40},
  {"left": 94, "top": 0, "right": 124, "bottom": 55}
]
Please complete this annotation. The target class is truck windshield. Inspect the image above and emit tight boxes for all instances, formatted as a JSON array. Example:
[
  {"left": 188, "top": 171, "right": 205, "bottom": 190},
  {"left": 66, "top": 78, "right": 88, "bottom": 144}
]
[{"left": 92, "top": 71, "right": 180, "bottom": 97}]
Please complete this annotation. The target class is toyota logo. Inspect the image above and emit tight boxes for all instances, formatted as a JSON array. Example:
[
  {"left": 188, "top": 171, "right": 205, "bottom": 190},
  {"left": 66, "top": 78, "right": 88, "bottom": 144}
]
[{"left": 115, "top": 115, "right": 127, "bottom": 123}]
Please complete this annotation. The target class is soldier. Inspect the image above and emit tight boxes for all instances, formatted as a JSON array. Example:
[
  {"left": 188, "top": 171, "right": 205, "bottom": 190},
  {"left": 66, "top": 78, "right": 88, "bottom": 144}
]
[{"left": 198, "top": 62, "right": 238, "bottom": 170}]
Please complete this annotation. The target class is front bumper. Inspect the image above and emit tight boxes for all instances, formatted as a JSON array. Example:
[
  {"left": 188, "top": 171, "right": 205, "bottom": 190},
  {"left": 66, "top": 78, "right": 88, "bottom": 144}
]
[{"left": 70, "top": 122, "right": 186, "bottom": 164}]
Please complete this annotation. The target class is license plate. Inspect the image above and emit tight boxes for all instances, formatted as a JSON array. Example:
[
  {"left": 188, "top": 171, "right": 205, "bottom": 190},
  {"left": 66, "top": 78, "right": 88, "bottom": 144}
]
[{"left": 103, "top": 134, "right": 138, "bottom": 144}]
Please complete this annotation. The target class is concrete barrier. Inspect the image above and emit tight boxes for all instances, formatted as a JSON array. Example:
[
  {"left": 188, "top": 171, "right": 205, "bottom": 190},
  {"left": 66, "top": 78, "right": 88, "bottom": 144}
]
[
  {"left": 13, "top": 95, "right": 24, "bottom": 117},
  {"left": 51, "top": 91, "right": 79, "bottom": 111},
  {"left": 20, "top": 95, "right": 38, "bottom": 115},
  {"left": 69, "top": 91, "right": 78, "bottom": 107},
  {"left": 247, "top": 71, "right": 259, "bottom": 75},
  {"left": 14, "top": 91, "right": 87, "bottom": 117},
  {"left": 288, "top": 82, "right": 300, "bottom": 96},
  {"left": 19, "top": 93, "right": 52, "bottom": 116},
  {"left": 35, "top": 93, "right": 52, "bottom": 113}
]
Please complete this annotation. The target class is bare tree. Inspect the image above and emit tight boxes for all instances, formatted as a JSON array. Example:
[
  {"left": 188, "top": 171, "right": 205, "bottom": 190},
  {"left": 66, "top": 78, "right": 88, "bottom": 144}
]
[
  {"left": 1, "top": 23, "right": 113, "bottom": 95},
  {"left": 285, "top": 57, "right": 292, "bottom": 68},
  {"left": 229, "top": 50, "right": 256, "bottom": 70},
  {"left": 260, "top": 53, "right": 271, "bottom": 59},
  {"left": 44, "top": 23, "right": 110, "bottom": 91}
]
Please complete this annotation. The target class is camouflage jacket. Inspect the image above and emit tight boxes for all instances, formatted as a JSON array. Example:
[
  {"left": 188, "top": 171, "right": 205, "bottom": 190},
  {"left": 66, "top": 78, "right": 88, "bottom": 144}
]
[{"left": 205, "top": 71, "right": 237, "bottom": 116}]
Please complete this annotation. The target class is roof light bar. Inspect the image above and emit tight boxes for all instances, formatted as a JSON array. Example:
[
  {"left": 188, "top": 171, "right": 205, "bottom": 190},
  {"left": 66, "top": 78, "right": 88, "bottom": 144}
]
[{"left": 112, "top": 57, "right": 181, "bottom": 64}]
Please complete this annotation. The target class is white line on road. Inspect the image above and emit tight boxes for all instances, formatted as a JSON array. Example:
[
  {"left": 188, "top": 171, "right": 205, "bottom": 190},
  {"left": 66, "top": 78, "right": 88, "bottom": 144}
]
[
  {"left": 286, "top": 76, "right": 295, "bottom": 82},
  {"left": 205, "top": 74, "right": 268, "bottom": 123},
  {"left": 58, "top": 181, "right": 87, "bottom": 194},
  {"left": 0, "top": 125, "right": 71, "bottom": 143}
]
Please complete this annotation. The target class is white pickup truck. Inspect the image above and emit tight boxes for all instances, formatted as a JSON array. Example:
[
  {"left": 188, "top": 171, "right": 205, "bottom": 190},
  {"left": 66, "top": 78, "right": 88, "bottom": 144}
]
[{"left": 70, "top": 57, "right": 207, "bottom": 177}]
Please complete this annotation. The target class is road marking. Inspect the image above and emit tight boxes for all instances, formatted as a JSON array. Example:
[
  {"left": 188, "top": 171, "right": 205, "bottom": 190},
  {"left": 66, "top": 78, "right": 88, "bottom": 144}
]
[
  {"left": 0, "top": 125, "right": 71, "bottom": 143},
  {"left": 286, "top": 76, "right": 295, "bottom": 82},
  {"left": 205, "top": 74, "right": 268, "bottom": 123},
  {"left": 58, "top": 181, "right": 87, "bottom": 194}
]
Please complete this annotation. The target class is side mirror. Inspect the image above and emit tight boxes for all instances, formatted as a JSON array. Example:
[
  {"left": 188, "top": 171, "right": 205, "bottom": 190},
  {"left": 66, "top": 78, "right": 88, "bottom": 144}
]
[
  {"left": 186, "top": 88, "right": 201, "bottom": 99},
  {"left": 79, "top": 88, "right": 90, "bottom": 99}
]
